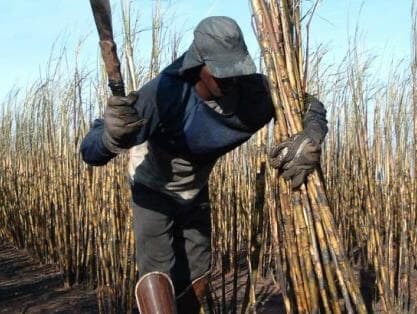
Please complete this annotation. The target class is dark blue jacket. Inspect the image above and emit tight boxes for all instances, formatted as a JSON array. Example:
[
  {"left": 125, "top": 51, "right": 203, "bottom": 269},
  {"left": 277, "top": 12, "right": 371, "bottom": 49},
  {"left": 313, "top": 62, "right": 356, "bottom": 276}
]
[{"left": 80, "top": 56, "right": 275, "bottom": 166}]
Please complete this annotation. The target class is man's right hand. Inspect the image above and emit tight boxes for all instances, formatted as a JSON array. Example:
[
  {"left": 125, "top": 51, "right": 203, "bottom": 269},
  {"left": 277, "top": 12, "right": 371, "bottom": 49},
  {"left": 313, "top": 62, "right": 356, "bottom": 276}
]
[{"left": 102, "top": 92, "right": 146, "bottom": 153}]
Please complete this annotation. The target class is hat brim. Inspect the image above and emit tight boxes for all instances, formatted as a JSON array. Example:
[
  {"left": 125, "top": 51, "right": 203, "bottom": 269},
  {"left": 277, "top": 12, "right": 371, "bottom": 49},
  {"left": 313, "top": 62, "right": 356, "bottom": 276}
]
[
  {"left": 180, "top": 42, "right": 257, "bottom": 78},
  {"left": 206, "top": 52, "right": 257, "bottom": 78},
  {"left": 179, "top": 42, "right": 204, "bottom": 74}
]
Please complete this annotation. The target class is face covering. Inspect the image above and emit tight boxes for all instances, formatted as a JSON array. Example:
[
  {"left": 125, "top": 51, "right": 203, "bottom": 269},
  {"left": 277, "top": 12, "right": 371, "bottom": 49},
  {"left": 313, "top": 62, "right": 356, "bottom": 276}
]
[{"left": 213, "top": 78, "right": 240, "bottom": 115}]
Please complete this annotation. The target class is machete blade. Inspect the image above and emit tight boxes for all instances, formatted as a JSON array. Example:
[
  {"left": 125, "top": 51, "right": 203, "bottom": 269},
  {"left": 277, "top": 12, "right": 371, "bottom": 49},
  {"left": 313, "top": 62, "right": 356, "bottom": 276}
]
[
  {"left": 90, "top": 0, "right": 114, "bottom": 41},
  {"left": 89, "top": 0, "right": 125, "bottom": 96}
]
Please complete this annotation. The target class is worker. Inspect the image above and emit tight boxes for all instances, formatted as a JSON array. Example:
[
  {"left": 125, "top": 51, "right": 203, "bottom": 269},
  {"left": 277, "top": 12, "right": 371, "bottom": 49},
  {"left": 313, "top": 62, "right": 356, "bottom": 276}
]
[{"left": 81, "top": 16, "right": 327, "bottom": 314}]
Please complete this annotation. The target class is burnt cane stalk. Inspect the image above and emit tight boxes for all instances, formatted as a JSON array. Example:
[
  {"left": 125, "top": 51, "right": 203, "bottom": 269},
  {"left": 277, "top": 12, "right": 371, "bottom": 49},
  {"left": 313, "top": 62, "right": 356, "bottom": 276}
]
[{"left": 250, "top": 0, "right": 367, "bottom": 312}]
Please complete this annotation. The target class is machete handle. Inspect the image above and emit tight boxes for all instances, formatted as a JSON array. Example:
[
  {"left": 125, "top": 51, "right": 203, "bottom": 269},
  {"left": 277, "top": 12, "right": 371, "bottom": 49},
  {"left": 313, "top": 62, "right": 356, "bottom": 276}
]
[{"left": 99, "top": 40, "right": 125, "bottom": 96}]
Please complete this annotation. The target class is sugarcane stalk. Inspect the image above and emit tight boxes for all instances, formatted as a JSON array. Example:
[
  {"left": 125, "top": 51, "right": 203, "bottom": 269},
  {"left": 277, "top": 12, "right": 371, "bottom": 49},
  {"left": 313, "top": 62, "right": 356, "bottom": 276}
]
[{"left": 251, "top": 0, "right": 367, "bottom": 312}]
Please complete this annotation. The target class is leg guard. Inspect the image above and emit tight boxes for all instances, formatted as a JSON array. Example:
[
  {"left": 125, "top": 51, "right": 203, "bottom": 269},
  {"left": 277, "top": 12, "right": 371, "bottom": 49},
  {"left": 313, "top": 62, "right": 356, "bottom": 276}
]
[
  {"left": 176, "top": 272, "right": 210, "bottom": 314},
  {"left": 135, "top": 272, "right": 177, "bottom": 314}
]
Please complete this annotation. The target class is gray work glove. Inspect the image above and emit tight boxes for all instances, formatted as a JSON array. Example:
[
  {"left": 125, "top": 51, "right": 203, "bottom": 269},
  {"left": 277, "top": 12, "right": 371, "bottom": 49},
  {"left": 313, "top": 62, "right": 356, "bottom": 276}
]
[
  {"left": 102, "top": 92, "right": 146, "bottom": 153},
  {"left": 269, "top": 94, "right": 328, "bottom": 189},
  {"left": 269, "top": 133, "right": 321, "bottom": 188}
]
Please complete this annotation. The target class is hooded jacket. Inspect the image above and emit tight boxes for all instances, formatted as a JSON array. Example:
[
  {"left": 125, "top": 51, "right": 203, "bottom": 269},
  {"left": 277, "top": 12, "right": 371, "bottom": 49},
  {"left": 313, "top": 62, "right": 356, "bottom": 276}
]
[{"left": 80, "top": 55, "right": 275, "bottom": 201}]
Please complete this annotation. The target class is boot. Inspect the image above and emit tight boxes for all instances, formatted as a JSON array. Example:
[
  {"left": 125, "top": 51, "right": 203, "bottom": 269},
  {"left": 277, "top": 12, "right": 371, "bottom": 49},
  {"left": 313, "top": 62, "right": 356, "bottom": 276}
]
[
  {"left": 176, "top": 273, "right": 209, "bottom": 314},
  {"left": 135, "top": 272, "right": 177, "bottom": 314}
]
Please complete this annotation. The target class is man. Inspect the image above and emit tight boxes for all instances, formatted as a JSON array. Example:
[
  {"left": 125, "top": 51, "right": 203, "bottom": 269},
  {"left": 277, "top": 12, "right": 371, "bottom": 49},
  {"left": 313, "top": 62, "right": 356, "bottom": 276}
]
[{"left": 81, "top": 16, "right": 327, "bottom": 314}]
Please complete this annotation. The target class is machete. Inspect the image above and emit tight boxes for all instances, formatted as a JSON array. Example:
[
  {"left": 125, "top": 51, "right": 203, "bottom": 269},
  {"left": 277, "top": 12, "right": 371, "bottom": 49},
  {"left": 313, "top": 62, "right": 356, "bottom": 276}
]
[{"left": 90, "top": 0, "right": 125, "bottom": 96}]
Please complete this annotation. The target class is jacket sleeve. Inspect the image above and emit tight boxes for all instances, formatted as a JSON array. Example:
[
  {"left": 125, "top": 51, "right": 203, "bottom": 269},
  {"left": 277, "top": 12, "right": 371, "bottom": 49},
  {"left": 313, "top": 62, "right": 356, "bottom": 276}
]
[
  {"left": 80, "top": 80, "right": 161, "bottom": 166},
  {"left": 80, "top": 119, "right": 117, "bottom": 166}
]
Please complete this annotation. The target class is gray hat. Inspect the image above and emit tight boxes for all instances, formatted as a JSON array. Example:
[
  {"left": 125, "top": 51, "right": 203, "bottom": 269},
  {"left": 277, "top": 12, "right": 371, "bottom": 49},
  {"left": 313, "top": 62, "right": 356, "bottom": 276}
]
[{"left": 180, "top": 16, "right": 257, "bottom": 78}]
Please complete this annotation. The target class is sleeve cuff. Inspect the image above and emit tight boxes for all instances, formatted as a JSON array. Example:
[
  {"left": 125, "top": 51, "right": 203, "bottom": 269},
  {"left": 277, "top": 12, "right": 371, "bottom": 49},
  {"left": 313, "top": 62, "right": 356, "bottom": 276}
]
[{"left": 80, "top": 119, "right": 117, "bottom": 166}]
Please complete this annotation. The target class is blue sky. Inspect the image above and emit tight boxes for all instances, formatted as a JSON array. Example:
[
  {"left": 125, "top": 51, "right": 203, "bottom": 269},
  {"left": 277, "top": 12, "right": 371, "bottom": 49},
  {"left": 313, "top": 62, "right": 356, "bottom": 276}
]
[{"left": 0, "top": 0, "right": 412, "bottom": 99}]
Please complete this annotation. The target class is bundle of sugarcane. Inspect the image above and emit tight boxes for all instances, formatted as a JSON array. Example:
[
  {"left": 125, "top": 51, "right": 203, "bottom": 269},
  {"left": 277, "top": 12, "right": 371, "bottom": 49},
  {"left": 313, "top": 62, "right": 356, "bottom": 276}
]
[{"left": 250, "top": 1, "right": 367, "bottom": 312}]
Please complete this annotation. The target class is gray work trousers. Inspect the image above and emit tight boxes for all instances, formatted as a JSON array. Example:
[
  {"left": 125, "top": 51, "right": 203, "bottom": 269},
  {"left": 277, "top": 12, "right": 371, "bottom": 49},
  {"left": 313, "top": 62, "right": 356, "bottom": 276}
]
[{"left": 131, "top": 183, "right": 211, "bottom": 294}]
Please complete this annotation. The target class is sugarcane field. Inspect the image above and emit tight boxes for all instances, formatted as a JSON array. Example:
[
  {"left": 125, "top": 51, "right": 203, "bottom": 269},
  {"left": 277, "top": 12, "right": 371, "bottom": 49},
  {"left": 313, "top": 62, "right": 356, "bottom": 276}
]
[{"left": 1, "top": 0, "right": 417, "bottom": 313}]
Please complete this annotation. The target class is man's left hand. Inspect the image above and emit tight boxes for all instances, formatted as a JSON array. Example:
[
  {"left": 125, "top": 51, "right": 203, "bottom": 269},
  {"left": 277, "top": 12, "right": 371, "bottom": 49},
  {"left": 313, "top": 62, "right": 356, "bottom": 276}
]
[{"left": 269, "top": 132, "right": 321, "bottom": 189}]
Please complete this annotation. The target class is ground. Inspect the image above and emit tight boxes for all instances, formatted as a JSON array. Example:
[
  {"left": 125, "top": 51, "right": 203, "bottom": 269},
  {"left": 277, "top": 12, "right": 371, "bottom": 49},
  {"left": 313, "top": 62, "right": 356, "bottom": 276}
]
[
  {"left": 0, "top": 244, "right": 98, "bottom": 313},
  {"left": 0, "top": 244, "right": 283, "bottom": 313}
]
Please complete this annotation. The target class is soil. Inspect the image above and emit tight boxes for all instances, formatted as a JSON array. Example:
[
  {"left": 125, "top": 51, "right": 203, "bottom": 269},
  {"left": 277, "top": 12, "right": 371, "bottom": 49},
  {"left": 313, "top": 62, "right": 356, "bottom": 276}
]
[
  {"left": 3, "top": 243, "right": 417, "bottom": 313},
  {"left": 206, "top": 269, "right": 284, "bottom": 314},
  {"left": 0, "top": 244, "right": 98, "bottom": 313},
  {"left": 0, "top": 244, "right": 284, "bottom": 313}
]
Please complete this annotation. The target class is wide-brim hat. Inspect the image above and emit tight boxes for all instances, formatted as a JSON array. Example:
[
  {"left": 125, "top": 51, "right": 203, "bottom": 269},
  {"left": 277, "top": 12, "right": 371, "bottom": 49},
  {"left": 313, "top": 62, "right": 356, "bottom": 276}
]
[{"left": 179, "top": 16, "right": 257, "bottom": 78}]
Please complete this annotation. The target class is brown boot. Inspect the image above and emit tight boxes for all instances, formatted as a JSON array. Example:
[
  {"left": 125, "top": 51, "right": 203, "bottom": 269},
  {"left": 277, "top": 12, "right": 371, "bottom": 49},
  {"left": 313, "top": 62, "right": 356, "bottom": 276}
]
[
  {"left": 176, "top": 273, "right": 210, "bottom": 314},
  {"left": 135, "top": 272, "right": 178, "bottom": 314}
]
